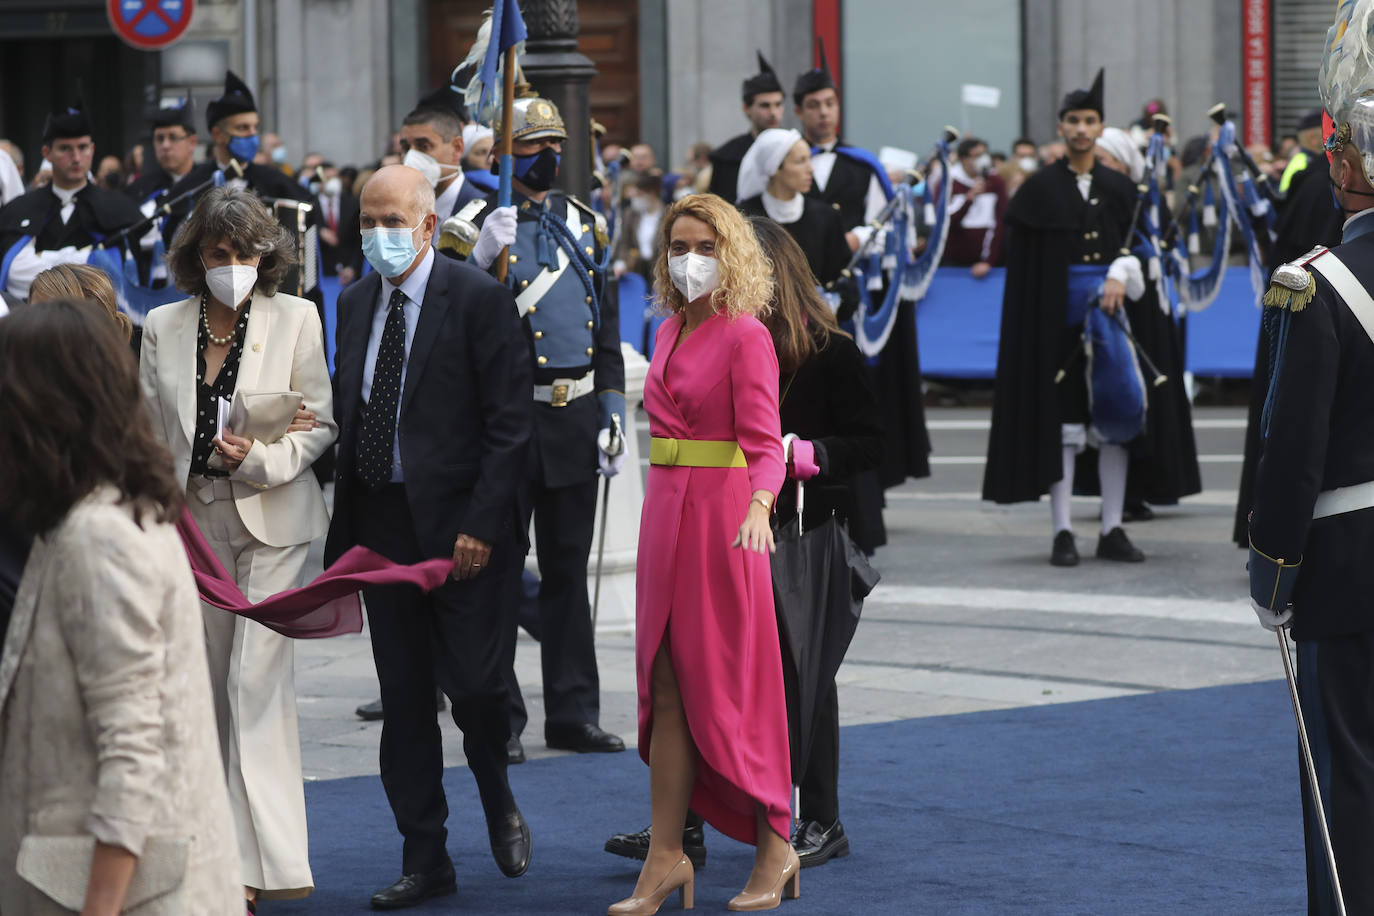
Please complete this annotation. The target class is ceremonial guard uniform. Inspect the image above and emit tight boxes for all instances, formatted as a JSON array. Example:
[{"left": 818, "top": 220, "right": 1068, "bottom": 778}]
[
  {"left": 466, "top": 96, "right": 626, "bottom": 756},
  {"left": 982, "top": 71, "right": 1149, "bottom": 565},
  {"left": 1248, "top": 17, "right": 1374, "bottom": 909},
  {"left": 0, "top": 102, "right": 143, "bottom": 300},
  {"left": 707, "top": 53, "right": 785, "bottom": 203}
]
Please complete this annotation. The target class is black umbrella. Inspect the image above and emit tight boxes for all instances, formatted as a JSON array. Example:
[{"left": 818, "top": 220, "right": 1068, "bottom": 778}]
[{"left": 771, "top": 486, "right": 880, "bottom": 813}]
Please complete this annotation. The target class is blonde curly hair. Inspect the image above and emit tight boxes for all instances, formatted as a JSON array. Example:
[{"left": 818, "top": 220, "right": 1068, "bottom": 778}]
[{"left": 651, "top": 193, "right": 773, "bottom": 320}]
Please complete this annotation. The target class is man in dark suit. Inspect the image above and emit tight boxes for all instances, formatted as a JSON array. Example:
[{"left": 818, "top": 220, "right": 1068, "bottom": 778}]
[
  {"left": 325, "top": 164, "right": 533, "bottom": 909},
  {"left": 316, "top": 162, "right": 362, "bottom": 284}
]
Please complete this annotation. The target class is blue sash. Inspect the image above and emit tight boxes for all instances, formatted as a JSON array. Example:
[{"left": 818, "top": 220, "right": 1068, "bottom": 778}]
[
  {"left": 0, "top": 235, "right": 33, "bottom": 294},
  {"left": 1065, "top": 264, "right": 1108, "bottom": 326},
  {"left": 831, "top": 144, "right": 895, "bottom": 201}
]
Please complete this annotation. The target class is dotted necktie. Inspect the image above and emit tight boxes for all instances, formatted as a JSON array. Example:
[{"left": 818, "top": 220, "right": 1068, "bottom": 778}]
[{"left": 358, "top": 288, "right": 406, "bottom": 488}]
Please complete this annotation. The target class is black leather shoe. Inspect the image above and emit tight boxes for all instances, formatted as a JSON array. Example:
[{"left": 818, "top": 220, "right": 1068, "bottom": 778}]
[
  {"left": 506, "top": 735, "right": 526, "bottom": 765},
  {"left": 488, "top": 806, "right": 531, "bottom": 877},
  {"left": 1097, "top": 526, "right": 1145, "bottom": 562},
  {"left": 369, "top": 863, "right": 456, "bottom": 909},
  {"left": 604, "top": 823, "right": 707, "bottom": 869},
  {"left": 1123, "top": 500, "right": 1155, "bottom": 522},
  {"left": 355, "top": 690, "right": 446, "bottom": 722},
  {"left": 545, "top": 722, "right": 625, "bottom": 753},
  {"left": 791, "top": 818, "right": 850, "bottom": 868},
  {"left": 1050, "top": 530, "right": 1079, "bottom": 567}
]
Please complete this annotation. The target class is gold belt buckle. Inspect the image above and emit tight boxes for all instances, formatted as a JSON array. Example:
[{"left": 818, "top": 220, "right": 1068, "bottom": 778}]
[{"left": 551, "top": 383, "right": 570, "bottom": 407}]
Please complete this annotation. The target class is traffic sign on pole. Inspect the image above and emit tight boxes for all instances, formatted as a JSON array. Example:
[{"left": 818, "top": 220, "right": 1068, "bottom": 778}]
[{"left": 107, "top": 0, "right": 193, "bottom": 50}]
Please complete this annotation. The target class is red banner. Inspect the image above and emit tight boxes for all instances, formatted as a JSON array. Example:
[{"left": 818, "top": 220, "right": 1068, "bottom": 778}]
[{"left": 1243, "top": 0, "right": 1271, "bottom": 147}]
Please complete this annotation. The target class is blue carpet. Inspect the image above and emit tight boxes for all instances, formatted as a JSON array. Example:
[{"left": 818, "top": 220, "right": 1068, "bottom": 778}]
[{"left": 275, "top": 680, "right": 1304, "bottom": 914}]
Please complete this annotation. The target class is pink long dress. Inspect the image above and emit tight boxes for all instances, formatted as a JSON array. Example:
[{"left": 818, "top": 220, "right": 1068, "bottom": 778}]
[{"left": 636, "top": 309, "right": 792, "bottom": 844}]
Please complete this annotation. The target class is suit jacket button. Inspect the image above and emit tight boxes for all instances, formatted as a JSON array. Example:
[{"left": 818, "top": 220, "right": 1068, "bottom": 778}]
[
  {"left": 509, "top": 254, "right": 518, "bottom": 263},
  {"left": 253, "top": 342, "right": 262, "bottom": 351},
  {"left": 582, "top": 224, "right": 591, "bottom": 233},
  {"left": 585, "top": 296, "right": 592, "bottom": 304},
  {"left": 537, "top": 355, "right": 548, "bottom": 365},
  {"left": 831, "top": 202, "right": 841, "bottom": 210},
  {"left": 521, "top": 279, "right": 529, "bottom": 288},
  {"left": 586, "top": 320, "right": 594, "bottom": 329},
  {"left": 585, "top": 246, "right": 594, "bottom": 256},
  {"left": 534, "top": 330, "right": 544, "bottom": 339},
  {"left": 586, "top": 347, "right": 594, "bottom": 356},
  {"left": 528, "top": 304, "right": 537, "bottom": 313}
]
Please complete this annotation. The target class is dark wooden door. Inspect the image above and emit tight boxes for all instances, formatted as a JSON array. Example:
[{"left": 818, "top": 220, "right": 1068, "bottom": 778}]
[{"left": 426, "top": 0, "right": 640, "bottom": 148}]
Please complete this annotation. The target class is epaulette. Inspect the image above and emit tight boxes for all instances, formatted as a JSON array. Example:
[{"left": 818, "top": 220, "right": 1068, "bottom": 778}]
[
  {"left": 436, "top": 198, "right": 487, "bottom": 258},
  {"left": 565, "top": 195, "right": 610, "bottom": 248},
  {"left": 1262, "top": 246, "right": 1325, "bottom": 312}
]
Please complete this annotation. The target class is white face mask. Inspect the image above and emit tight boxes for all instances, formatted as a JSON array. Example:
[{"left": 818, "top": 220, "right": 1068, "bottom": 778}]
[
  {"left": 1018, "top": 156, "right": 1038, "bottom": 173},
  {"left": 203, "top": 262, "right": 257, "bottom": 309},
  {"left": 973, "top": 152, "right": 993, "bottom": 174},
  {"left": 668, "top": 252, "right": 720, "bottom": 303},
  {"left": 403, "top": 148, "right": 459, "bottom": 188},
  {"left": 324, "top": 176, "right": 342, "bottom": 197}
]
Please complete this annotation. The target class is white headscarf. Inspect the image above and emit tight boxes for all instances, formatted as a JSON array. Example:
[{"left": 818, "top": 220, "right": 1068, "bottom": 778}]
[
  {"left": 1096, "top": 127, "right": 1145, "bottom": 184},
  {"left": 735, "top": 128, "right": 803, "bottom": 203},
  {"left": 462, "top": 123, "right": 494, "bottom": 151}
]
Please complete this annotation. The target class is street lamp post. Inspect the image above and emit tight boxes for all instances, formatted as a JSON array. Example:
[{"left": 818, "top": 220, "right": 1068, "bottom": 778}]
[{"left": 519, "top": 0, "right": 598, "bottom": 202}]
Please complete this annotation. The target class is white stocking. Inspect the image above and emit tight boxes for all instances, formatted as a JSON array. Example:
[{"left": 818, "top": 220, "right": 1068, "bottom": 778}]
[
  {"left": 1099, "top": 443, "right": 1129, "bottom": 535},
  {"left": 1050, "top": 444, "right": 1076, "bottom": 534}
]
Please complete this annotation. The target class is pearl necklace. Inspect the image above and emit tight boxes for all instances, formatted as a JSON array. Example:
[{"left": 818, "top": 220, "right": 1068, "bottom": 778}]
[{"left": 201, "top": 293, "right": 236, "bottom": 347}]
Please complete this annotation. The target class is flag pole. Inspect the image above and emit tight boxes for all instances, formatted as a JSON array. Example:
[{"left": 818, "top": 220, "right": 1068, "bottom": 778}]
[{"left": 496, "top": 43, "right": 517, "bottom": 283}]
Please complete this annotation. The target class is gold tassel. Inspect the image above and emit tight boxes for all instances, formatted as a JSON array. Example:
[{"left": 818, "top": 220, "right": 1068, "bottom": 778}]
[{"left": 1262, "top": 270, "right": 1316, "bottom": 312}]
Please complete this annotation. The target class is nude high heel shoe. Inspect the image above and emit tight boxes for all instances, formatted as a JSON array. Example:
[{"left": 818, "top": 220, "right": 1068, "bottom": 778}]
[
  {"left": 726, "top": 847, "right": 800, "bottom": 911},
  {"left": 608, "top": 855, "right": 695, "bottom": 915}
]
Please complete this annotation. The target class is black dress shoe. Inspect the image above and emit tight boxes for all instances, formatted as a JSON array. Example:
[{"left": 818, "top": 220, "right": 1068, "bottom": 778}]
[
  {"left": 791, "top": 818, "right": 850, "bottom": 868},
  {"left": 488, "top": 806, "right": 531, "bottom": 877},
  {"left": 506, "top": 735, "right": 526, "bottom": 765},
  {"left": 355, "top": 690, "right": 446, "bottom": 722},
  {"left": 369, "top": 863, "right": 456, "bottom": 909},
  {"left": 1050, "top": 530, "right": 1079, "bottom": 567},
  {"left": 1096, "top": 526, "right": 1145, "bottom": 562},
  {"left": 545, "top": 722, "right": 625, "bottom": 753},
  {"left": 604, "top": 823, "right": 708, "bottom": 869},
  {"left": 1123, "top": 500, "right": 1155, "bottom": 522}
]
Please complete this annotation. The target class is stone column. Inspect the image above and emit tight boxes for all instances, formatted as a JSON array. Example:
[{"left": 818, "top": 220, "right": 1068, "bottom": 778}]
[
  {"left": 520, "top": 0, "right": 597, "bottom": 202},
  {"left": 587, "top": 343, "right": 648, "bottom": 634}
]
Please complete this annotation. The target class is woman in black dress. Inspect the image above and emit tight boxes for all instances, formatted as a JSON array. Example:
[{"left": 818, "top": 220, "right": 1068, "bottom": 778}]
[
  {"left": 750, "top": 215, "right": 883, "bottom": 868},
  {"left": 736, "top": 128, "right": 852, "bottom": 304}
]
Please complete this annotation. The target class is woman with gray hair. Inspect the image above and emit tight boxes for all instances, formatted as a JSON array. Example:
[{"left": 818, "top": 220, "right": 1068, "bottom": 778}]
[{"left": 139, "top": 186, "right": 338, "bottom": 908}]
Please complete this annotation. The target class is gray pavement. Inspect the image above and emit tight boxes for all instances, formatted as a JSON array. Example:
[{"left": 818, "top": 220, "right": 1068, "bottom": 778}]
[{"left": 293, "top": 404, "right": 1272, "bottom": 782}]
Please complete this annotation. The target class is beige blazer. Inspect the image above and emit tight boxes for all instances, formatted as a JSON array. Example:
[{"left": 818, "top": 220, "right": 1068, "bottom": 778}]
[
  {"left": 140, "top": 291, "right": 338, "bottom": 548},
  {"left": 0, "top": 489, "right": 241, "bottom": 914}
]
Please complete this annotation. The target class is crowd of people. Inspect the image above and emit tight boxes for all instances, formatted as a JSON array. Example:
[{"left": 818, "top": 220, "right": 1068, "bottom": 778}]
[{"left": 2, "top": 7, "right": 1374, "bottom": 913}]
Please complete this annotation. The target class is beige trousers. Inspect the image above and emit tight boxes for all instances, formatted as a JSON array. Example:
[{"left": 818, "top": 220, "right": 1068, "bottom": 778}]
[{"left": 187, "top": 478, "right": 314, "bottom": 899}]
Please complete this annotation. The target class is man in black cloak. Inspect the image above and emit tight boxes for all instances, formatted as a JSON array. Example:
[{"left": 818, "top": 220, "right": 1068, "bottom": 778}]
[
  {"left": 981, "top": 70, "right": 1147, "bottom": 566},
  {"left": 707, "top": 52, "right": 786, "bottom": 204}
]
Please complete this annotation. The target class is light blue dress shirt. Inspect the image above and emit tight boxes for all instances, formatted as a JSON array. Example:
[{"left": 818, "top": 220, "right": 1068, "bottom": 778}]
[{"left": 361, "top": 245, "right": 435, "bottom": 482}]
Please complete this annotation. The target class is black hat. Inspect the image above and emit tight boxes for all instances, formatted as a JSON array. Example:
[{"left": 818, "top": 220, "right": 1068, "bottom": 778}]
[
  {"left": 1297, "top": 108, "right": 1324, "bottom": 132},
  {"left": 148, "top": 102, "right": 195, "bottom": 133},
  {"left": 1059, "top": 69, "right": 1104, "bottom": 119},
  {"left": 413, "top": 85, "right": 470, "bottom": 124},
  {"left": 792, "top": 37, "right": 837, "bottom": 107},
  {"left": 42, "top": 97, "right": 92, "bottom": 144},
  {"left": 742, "top": 51, "right": 783, "bottom": 104},
  {"left": 206, "top": 71, "right": 256, "bottom": 132}
]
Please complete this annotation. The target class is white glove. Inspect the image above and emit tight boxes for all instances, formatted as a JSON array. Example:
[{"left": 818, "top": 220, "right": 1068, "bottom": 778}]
[
  {"left": 1251, "top": 598, "right": 1293, "bottom": 632},
  {"left": 471, "top": 206, "right": 518, "bottom": 270},
  {"left": 597, "top": 427, "right": 626, "bottom": 478}
]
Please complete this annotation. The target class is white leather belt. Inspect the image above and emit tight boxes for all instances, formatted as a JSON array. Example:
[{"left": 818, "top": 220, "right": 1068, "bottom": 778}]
[
  {"left": 1312, "top": 480, "right": 1374, "bottom": 520},
  {"left": 188, "top": 476, "right": 234, "bottom": 504},
  {"left": 532, "top": 373, "right": 594, "bottom": 407}
]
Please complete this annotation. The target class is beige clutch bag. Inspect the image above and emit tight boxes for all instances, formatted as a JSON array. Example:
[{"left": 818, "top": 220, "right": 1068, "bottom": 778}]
[
  {"left": 225, "top": 389, "right": 304, "bottom": 444},
  {"left": 15, "top": 834, "right": 188, "bottom": 912}
]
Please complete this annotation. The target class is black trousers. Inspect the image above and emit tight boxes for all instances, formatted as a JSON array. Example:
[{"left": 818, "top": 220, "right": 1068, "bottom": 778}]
[
  {"left": 1296, "top": 632, "right": 1374, "bottom": 916},
  {"left": 505, "top": 474, "right": 602, "bottom": 735},
  {"left": 356, "top": 483, "right": 520, "bottom": 874}
]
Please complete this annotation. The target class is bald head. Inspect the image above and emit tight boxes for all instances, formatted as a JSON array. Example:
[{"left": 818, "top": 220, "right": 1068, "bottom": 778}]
[{"left": 360, "top": 164, "right": 438, "bottom": 280}]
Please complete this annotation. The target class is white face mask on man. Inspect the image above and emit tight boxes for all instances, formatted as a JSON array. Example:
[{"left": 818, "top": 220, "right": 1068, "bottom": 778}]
[
  {"left": 402, "top": 148, "right": 460, "bottom": 188},
  {"left": 667, "top": 252, "right": 720, "bottom": 303}
]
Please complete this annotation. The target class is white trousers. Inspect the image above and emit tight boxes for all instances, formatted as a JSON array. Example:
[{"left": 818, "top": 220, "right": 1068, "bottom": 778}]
[{"left": 187, "top": 480, "right": 314, "bottom": 898}]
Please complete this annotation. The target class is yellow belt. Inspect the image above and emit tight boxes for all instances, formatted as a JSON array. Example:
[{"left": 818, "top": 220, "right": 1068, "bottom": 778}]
[{"left": 649, "top": 437, "right": 746, "bottom": 468}]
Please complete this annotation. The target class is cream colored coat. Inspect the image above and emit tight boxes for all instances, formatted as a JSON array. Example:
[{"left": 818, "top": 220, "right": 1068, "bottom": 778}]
[
  {"left": 138, "top": 291, "right": 337, "bottom": 547},
  {"left": 0, "top": 490, "right": 241, "bottom": 914}
]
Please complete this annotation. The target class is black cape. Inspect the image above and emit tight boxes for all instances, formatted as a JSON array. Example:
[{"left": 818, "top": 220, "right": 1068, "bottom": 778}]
[
  {"left": 125, "top": 168, "right": 178, "bottom": 206},
  {"left": 1233, "top": 162, "right": 1344, "bottom": 545},
  {"left": 707, "top": 132, "right": 754, "bottom": 203},
  {"left": 982, "top": 159, "right": 1137, "bottom": 503},
  {"left": 0, "top": 184, "right": 145, "bottom": 256},
  {"left": 160, "top": 159, "right": 317, "bottom": 246}
]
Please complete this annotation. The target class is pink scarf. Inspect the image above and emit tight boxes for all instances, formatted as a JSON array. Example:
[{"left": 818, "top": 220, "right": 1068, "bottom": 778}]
[{"left": 176, "top": 508, "right": 453, "bottom": 638}]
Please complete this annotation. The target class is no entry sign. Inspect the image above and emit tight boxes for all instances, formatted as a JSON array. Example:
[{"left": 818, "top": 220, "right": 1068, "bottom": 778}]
[{"left": 107, "top": 0, "right": 193, "bottom": 50}]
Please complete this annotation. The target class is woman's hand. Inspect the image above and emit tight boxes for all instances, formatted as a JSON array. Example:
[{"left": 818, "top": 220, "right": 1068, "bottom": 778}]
[
  {"left": 212, "top": 429, "right": 254, "bottom": 471},
  {"left": 731, "top": 498, "right": 775, "bottom": 554},
  {"left": 286, "top": 402, "right": 318, "bottom": 433}
]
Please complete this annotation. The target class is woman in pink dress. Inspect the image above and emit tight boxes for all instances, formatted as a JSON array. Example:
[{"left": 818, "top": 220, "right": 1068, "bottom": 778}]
[{"left": 609, "top": 194, "right": 796, "bottom": 915}]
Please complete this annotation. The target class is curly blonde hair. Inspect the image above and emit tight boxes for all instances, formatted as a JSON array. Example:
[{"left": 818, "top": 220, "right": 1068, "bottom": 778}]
[{"left": 651, "top": 193, "right": 773, "bottom": 320}]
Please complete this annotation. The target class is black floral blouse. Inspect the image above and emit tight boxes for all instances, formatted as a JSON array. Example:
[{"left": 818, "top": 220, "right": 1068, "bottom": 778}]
[{"left": 189, "top": 299, "right": 252, "bottom": 477}]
